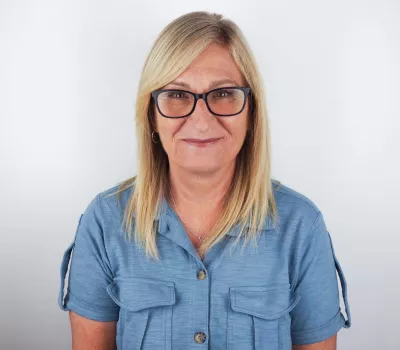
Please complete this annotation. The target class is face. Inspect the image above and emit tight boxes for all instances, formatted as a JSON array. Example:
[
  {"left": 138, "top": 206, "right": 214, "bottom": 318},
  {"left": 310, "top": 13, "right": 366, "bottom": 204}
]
[{"left": 153, "top": 42, "right": 250, "bottom": 174}]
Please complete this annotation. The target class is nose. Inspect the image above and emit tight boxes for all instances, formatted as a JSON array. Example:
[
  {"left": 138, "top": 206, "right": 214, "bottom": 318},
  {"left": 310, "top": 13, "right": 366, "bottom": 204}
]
[{"left": 190, "top": 98, "right": 213, "bottom": 132}]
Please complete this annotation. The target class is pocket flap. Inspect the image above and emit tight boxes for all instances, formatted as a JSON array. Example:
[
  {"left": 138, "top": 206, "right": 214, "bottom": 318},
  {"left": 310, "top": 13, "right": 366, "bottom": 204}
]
[
  {"left": 229, "top": 284, "right": 300, "bottom": 320},
  {"left": 106, "top": 277, "right": 176, "bottom": 312}
]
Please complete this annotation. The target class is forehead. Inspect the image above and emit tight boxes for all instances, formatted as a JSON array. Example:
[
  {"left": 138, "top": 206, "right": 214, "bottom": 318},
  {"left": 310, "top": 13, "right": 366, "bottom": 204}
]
[{"left": 173, "top": 43, "right": 245, "bottom": 88}]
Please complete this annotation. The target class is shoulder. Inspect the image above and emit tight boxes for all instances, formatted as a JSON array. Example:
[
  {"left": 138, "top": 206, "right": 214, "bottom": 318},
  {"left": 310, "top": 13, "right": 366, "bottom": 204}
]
[
  {"left": 79, "top": 179, "right": 135, "bottom": 231},
  {"left": 271, "top": 180, "right": 326, "bottom": 243},
  {"left": 272, "top": 180, "right": 319, "bottom": 211},
  {"left": 99, "top": 180, "right": 134, "bottom": 215}
]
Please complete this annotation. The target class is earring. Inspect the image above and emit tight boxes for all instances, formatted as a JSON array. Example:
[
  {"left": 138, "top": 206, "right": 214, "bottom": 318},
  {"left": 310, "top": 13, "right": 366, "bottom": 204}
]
[{"left": 151, "top": 130, "right": 160, "bottom": 143}]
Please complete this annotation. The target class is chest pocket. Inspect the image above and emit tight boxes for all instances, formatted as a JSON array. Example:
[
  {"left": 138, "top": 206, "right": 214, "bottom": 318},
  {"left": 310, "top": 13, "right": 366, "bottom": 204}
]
[
  {"left": 228, "top": 283, "right": 300, "bottom": 350},
  {"left": 106, "top": 277, "right": 176, "bottom": 350}
]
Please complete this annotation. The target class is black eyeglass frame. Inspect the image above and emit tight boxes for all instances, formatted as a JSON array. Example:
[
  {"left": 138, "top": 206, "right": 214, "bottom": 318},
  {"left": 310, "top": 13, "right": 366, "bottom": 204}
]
[{"left": 151, "top": 86, "right": 251, "bottom": 119}]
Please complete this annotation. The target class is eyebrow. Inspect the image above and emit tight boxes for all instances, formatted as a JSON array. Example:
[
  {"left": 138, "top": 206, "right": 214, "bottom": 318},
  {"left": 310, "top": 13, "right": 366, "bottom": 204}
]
[{"left": 166, "top": 78, "right": 241, "bottom": 90}]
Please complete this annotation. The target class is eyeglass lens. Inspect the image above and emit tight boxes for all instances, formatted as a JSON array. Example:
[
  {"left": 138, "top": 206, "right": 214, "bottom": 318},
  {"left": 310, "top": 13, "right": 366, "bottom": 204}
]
[{"left": 156, "top": 88, "right": 246, "bottom": 117}]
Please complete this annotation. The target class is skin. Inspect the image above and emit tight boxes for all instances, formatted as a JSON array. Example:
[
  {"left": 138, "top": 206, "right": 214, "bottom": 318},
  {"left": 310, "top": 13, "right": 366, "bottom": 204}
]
[
  {"left": 293, "top": 335, "right": 337, "bottom": 349},
  {"left": 70, "top": 42, "right": 338, "bottom": 349},
  {"left": 69, "top": 308, "right": 336, "bottom": 350},
  {"left": 153, "top": 42, "right": 249, "bottom": 250},
  {"left": 69, "top": 311, "right": 117, "bottom": 350}
]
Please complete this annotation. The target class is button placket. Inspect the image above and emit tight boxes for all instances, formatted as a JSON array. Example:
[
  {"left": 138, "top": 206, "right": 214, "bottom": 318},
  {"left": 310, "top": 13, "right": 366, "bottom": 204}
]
[{"left": 191, "top": 266, "right": 209, "bottom": 346}]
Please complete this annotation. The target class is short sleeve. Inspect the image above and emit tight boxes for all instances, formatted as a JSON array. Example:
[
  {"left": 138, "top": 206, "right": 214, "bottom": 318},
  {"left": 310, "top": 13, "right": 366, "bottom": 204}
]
[
  {"left": 58, "top": 194, "right": 120, "bottom": 321},
  {"left": 290, "top": 211, "right": 351, "bottom": 345}
]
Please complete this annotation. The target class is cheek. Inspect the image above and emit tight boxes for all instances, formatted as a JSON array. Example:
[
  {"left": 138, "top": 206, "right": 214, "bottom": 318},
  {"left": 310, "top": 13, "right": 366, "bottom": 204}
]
[
  {"left": 221, "top": 117, "right": 248, "bottom": 144},
  {"left": 156, "top": 117, "right": 183, "bottom": 150}
]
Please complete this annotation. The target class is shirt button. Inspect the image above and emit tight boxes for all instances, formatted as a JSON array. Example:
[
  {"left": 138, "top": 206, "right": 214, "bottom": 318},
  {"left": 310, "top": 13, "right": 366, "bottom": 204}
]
[
  {"left": 197, "top": 269, "right": 207, "bottom": 280},
  {"left": 194, "top": 331, "right": 206, "bottom": 344}
]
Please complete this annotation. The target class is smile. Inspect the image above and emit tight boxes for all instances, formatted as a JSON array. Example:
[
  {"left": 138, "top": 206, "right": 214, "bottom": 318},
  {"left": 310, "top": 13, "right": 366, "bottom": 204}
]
[{"left": 183, "top": 138, "right": 221, "bottom": 148}]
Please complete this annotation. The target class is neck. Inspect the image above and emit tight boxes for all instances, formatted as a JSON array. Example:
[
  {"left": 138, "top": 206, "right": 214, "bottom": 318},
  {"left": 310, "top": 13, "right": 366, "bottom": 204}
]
[
  {"left": 166, "top": 162, "right": 235, "bottom": 241},
  {"left": 167, "top": 161, "right": 235, "bottom": 209}
]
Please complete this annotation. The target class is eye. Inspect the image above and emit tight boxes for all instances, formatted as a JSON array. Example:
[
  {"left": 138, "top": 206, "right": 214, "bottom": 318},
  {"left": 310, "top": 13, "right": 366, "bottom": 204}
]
[
  {"left": 214, "top": 90, "right": 232, "bottom": 98},
  {"left": 167, "top": 91, "right": 189, "bottom": 99}
]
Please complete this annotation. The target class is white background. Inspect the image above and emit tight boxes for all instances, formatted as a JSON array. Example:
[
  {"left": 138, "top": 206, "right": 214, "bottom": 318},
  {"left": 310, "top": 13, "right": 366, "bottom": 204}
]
[{"left": 1, "top": 0, "right": 399, "bottom": 349}]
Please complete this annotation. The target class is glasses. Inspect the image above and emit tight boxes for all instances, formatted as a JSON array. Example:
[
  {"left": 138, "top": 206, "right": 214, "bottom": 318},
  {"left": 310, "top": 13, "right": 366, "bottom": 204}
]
[{"left": 151, "top": 86, "right": 251, "bottom": 119}]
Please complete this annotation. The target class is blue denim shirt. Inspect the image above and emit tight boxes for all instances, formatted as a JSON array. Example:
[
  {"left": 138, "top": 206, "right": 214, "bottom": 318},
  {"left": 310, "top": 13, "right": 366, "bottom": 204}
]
[{"left": 58, "top": 181, "right": 351, "bottom": 349}]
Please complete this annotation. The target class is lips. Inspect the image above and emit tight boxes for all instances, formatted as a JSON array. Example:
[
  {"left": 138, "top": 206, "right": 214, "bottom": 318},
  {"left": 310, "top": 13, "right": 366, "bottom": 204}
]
[
  {"left": 183, "top": 138, "right": 221, "bottom": 143},
  {"left": 183, "top": 137, "right": 222, "bottom": 148}
]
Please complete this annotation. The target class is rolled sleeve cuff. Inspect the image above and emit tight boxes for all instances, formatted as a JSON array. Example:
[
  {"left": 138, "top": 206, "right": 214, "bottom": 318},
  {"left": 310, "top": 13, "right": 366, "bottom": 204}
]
[
  {"left": 61, "top": 290, "right": 119, "bottom": 322},
  {"left": 291, "top": 309, "right": 346, "bottom": 345}
]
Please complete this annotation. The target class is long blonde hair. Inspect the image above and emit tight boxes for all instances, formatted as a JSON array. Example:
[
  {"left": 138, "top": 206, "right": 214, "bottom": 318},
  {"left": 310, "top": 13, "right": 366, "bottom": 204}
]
[{"left": 107, "top": 11, "right": 279, "bottom": 260}]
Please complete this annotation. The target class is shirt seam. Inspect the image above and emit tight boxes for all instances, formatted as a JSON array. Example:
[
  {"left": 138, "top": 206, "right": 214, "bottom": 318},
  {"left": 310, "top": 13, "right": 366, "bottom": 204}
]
[
  {"left": 290, "top": 210, "right": 323, "bottom": 292},
  {"left": 97, "top": 193, "right": 117, "bottom": 278},
  {"left": 291, "top": 308, "right": 344, "bottom": 342},
  {"left": 68, "top": 289, "right": 120, "bottom": 312},
  {"left": 76, "top": 195, "right": 116, "bottom": 281}
]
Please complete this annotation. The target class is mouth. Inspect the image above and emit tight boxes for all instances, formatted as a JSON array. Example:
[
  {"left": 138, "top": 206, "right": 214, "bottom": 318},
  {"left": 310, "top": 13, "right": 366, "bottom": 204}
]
[{"left": 183, "top": 137, "right": 222, "bottom": 148}]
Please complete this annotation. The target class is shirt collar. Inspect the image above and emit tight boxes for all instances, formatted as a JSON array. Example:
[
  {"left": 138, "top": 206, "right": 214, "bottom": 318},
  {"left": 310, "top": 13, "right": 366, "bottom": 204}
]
[{"left": 155, "top": 185, "right": 278, "bottom": 236}]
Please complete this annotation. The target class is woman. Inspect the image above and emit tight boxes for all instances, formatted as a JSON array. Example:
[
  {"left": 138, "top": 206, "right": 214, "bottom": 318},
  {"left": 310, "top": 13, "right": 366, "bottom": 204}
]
[{"left": 58, "top": 11, "right": 351, "bottom": 350}]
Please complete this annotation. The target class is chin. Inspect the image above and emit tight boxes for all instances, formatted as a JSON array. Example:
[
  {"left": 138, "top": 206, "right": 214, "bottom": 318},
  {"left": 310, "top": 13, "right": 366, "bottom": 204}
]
[{"left": 180, "top": 161, "right": 221, "bottom": 173}]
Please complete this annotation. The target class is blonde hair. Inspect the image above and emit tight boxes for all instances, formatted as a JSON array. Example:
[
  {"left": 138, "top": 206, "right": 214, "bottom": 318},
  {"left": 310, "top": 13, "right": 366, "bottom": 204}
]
[{"left": 107, "top": 11, "right": 279, "bottom": 260}]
